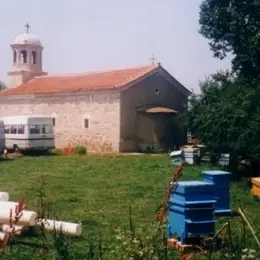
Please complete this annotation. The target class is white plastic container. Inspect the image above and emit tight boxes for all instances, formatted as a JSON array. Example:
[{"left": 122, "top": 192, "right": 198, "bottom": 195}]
[
  {"left": 0, "top": 207, "right": 37, "bottom": 226},
  {"left": 0, "top": 201, "right": 19, "bottom": 208},
  {"left": 0, "top": 224, "right": 24, "bottom": 235},
  {"left": 37, "top": 219, "right": 82, "bottom": 236}
]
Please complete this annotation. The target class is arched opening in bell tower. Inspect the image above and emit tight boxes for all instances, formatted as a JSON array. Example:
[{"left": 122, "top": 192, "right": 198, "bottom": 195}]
[
  {"left": 21, "top": 50, "right": 27, "bottom": 64},
  {"left": 32, "top": 51, "right": 37, "bottom": 64},
  {"left": 13, "top": 50, "right": 17, "bottom": 63}
]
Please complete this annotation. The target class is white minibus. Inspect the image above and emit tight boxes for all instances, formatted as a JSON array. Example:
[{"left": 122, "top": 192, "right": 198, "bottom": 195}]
[{"left": 1, "top": 115, "right": 55, "bottom": 152}]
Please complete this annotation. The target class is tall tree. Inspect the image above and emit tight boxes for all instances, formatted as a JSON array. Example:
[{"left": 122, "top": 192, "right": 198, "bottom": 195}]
[
  {"left": 0, "top": 81, "right": 6, "bottom": 90},
  {"left": 199, "top": 0, "right": 260, "bottom": 79},
  {"left": 187, "top": 71, "right": 260, "bottom": 175}
]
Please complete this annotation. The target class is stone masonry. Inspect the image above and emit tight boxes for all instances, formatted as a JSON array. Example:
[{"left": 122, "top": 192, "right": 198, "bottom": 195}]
[{"left": 0, "top": 91, "right": 120, "bottom": 152}]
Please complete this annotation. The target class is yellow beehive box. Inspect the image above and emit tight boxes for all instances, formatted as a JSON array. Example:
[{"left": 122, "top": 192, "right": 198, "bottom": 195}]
[{"left": 251, "top": 178, "right": 260, "bottom": 197}]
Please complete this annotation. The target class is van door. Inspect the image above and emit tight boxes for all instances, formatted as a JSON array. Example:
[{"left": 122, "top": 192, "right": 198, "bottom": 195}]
[
  {"left": 28, "top": 125, "right": 42, "bottom": 149},
  {"left": 28, "top": 124, "right": 54, "bottom": 150},
  {"left": 41, "top": 124, "right": 55, "bottom": 148}
]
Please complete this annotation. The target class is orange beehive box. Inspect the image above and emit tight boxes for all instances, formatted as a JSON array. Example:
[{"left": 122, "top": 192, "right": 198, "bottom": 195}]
[{"left": 251, "top": 178, "right": 260, "bottom": 197}]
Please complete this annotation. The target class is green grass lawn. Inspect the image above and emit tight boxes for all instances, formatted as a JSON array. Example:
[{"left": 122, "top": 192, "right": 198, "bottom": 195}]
[{"left": 0, "top": 154, "right": 259, "bottom": 259}]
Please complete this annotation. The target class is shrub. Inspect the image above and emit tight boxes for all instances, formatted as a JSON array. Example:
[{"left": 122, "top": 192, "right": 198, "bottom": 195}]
[
  {"left": 49, "top": 148, "right": 64, "bottom": 156},
  {"left": 75, "top": 145, "right": 87, "bottom": 155}
]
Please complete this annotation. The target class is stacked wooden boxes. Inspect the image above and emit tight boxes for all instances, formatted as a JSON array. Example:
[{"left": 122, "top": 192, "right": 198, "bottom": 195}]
[
  {"left": 169, "top": 150, "right": 185, "bottom": 166},
  {"left": 182, "top": 148, "right": 200, "bottom": 165},
  {"left": 218, "top": 154, "right": 230, "bottom": 166}
]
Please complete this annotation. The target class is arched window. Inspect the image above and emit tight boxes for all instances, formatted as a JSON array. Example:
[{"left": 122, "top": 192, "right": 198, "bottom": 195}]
[
  {"left": 32, "top": 51, "right": 37, "bottom": 64},
  {"left": 21, "top": 50, "right": 27, "bottom": 64},
  {"left": 13, "top": 50, "right": 17, "bottom": 63}
]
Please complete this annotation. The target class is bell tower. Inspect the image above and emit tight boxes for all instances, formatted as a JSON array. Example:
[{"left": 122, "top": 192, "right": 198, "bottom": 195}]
[{"left": 7, "top": 23, "right": 47, "bottom": 89}]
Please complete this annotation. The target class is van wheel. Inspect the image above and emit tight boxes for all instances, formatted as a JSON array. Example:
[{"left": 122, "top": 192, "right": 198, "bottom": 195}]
[{"left": 13, "top": 145, "right": 19, "bottom": 153}]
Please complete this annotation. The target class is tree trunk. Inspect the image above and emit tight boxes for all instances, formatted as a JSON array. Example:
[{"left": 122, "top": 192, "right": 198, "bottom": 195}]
[{"left": 228, "top": 152, "right": 239, "bottom": 181}]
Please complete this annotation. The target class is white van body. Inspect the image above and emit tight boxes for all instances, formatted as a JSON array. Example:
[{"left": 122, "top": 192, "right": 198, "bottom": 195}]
[
  {"left": 1, "top": 115, "right": 55, "bottom": 152},
  {"left": 0, "top": 120, "right": 5, "bottom": 155}
]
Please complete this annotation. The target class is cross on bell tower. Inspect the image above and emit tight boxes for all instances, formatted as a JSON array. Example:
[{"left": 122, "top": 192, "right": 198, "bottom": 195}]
[{"left": 25, "top": 23, "right": 30, "bottom": 33}]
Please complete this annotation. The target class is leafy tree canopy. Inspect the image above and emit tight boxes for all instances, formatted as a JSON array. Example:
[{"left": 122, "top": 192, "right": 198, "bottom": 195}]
[
  {"left": 199, "top": 0, "right": 260, "bottom": 79},
  {"left": 187, "top": 72, "right": 260, "bottom": 162}
]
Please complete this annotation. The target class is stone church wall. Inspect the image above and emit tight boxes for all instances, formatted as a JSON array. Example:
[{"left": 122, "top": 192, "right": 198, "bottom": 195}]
[{"left": 0, "top": 91, "right": 120, "bottom": 152}]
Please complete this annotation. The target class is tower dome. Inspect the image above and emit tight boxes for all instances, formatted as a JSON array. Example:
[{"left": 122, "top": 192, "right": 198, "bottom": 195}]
[
  {"left": 11, "top": 23, "right": 42, "bottom": 46},
  {"left": 12, "top": 32, "right": 41, "bottom": 46}
]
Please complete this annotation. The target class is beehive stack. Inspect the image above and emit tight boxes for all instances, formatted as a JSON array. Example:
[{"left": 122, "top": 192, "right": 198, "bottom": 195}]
[
  {"left": 218, "top": 154, "right": 230, "bottom": 166},
  {"left": 168, "top": 181, "right": 216, "bottom": 244},
  {"left": 182, "top": 148, "right": 200, "bottom": 165},
  {"left": 202, "top": 170, "right": 232, "bottom": 216},
  {"left": 169, "top": 150, "right": 185, "bottom": 166}
]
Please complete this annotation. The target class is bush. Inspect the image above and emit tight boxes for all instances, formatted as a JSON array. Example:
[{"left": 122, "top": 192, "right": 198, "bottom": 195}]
[
  {"left": 75, "top": 145, "right": 87, "bottom": 155},
  {"left": 49, "top": 148, "right": 64, "bottom": 155}
]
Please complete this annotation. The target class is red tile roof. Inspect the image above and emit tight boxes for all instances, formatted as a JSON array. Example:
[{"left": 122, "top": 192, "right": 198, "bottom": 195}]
[{"left": 0, "top": 64, "right": 160, "bottom": 96}]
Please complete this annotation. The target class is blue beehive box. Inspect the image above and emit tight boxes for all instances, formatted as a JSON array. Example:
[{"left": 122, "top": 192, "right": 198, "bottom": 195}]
[
  {"left": 168, "top": 181, "right": 216, "bottom": 243},
  {"left": 202, "top": 170, "right": 232, "bottom": 215}
]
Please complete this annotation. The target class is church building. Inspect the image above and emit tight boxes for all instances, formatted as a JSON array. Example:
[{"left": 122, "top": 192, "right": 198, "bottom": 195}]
[{"left": 0, "top": 25, "right": 191, "bottom": 153}]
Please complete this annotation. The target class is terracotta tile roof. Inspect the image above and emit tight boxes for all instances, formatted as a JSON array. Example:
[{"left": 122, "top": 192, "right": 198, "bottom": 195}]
[{"left": 0, "top": 64, "right": 160, "bottom": 96}]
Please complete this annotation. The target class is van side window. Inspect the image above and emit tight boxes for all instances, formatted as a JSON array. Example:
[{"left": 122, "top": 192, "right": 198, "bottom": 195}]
[
  {"left": 17, "top": 125, "right": 25, "bottom": 134},
  {"left": 10, "top": 125, "right": 17, "bottom": 134},
  {"left": 29, "top": 125, "right": 40, "bottom": 134},
  {"left": 42, "top": 125, "right": 53, "bottom": 134},
  {"left": 4, "top": 125, "right": 10, "bottom": 134}
]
